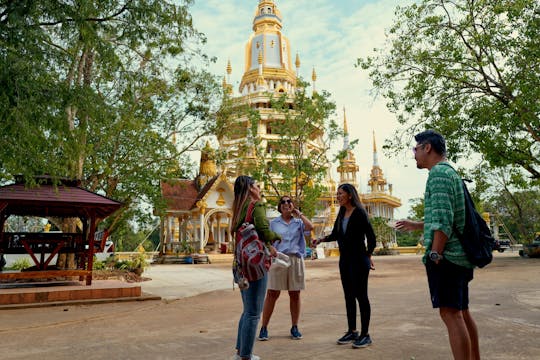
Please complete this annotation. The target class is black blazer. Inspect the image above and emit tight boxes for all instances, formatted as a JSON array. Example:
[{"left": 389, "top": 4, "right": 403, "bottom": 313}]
[{"left": 324, "top": 207, "right": 376, "bottom": 259}]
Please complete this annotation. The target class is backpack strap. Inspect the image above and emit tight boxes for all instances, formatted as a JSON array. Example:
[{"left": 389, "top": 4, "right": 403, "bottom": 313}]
[{"left": 245, "top": 201, "right": 256, "bottom": 224}]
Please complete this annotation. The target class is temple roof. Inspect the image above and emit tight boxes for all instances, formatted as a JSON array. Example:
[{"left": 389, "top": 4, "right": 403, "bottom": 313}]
[{"left": 160, "top": 175, "right": 221, "bottom": 212}]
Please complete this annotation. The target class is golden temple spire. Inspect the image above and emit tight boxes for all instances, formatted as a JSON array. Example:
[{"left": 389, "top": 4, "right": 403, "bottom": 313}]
[
  {"left": 226, "top": 59, "right": 232, "bottom": 75},
  {"left": 343, "top": 107, "right": 348, "bottom": 135},
  {"left": 337, "top": 107, "right": 359, "bottom": 188},
  {"left": 295, "top": 53, "right": 301, "bottom": 78},
  {"left": 372, "top": 130, "right": 379, "bottom": 166},
  {"left": 312, "top": 67, "right": 317, "bottom": 95},
  {"left": 256, "top": 50, "right": 266, "bottom": 89},
  {"left": 226, "top": 59, "right": 232, "bottom": 86},
  {"left": 368, "top": 131, "right": 386, "bottom": 192}
]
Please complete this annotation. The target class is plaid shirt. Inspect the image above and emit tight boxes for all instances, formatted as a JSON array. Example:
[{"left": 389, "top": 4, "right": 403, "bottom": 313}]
[{"left": 423, "top": 162, "right": 474, "bottom": 268}]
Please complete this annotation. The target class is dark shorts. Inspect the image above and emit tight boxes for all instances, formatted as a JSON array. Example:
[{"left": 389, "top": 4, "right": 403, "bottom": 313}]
[{"left": 425, "top": 258, "right": 474, "bottom": 310}]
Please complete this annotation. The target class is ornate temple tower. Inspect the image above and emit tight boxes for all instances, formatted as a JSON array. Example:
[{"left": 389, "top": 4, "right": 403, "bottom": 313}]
[
  {"left": 362, "top": 132, "right": 401, "bottom": 219},
  {"left": 337, "top": 108, "right": 359, "bottom": 189},
  {"left": 219, "top": 0, "right": 328, "bottom": 192},
  {"left": 238, "top": 0, "right": 297, "bottom": 95}
]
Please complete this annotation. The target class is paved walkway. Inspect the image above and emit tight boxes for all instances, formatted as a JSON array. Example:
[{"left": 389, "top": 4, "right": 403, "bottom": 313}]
[{"left": 0, "top": 252, "right": 539, "bottom": 360}]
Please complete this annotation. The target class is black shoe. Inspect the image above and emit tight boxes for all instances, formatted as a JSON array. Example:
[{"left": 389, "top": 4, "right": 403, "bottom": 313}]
[
  {"left": 352, "top": 334, "right": 372, "bottom": 348},
  {"left": 337, "top": 330, "right": 358, "bottom": 344}
]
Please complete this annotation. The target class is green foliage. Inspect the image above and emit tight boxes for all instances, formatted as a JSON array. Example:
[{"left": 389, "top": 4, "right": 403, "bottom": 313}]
[
  {"left": 113, "top": 254, "right": 148, "bottom": 273},
  {"left": 371, "top": 217, "right": 395, "bottom": 248},
  {"left": 219, "top": 79, "right": 338, "bottom": 217},
  {"left": 0, "top": 1, "right": 222, "bottom": 232},
  {"left": 484, "top": 185, "right": 540, "bottom": 243},
  {"left": 92, "top": 258, "right": 107, "bottom": 270},
  {"left": 396, "top": 232, "right": 421, "bottom": 247},
  {"left": 5, "top": 257, "right": 32, "bottom": 271},
  {"left": 408, "top": 198, "right": 425, "bottom": 221},
  {"left": 358, "top": 0, "right": 540, "bottom": 186}
]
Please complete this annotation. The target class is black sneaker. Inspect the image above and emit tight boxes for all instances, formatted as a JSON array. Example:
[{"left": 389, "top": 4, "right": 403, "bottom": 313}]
[
  {"left": 352, "top": 334, "right": 372, "bottom": 348},
  {"left": 290, "top": 325, "right": 302, "bottom": 340},
  {"left": 337, "top": 330, "right": 358, "bottom": 344}
]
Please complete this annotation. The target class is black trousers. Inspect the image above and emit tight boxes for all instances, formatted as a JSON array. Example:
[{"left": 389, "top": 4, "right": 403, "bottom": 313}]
[{"left": 339, "top": 255, "right": 371, "bottom": 336}]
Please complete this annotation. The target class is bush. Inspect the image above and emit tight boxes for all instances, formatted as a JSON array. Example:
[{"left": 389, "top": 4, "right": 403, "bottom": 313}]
[
  {"left": 6, "top": 258, "right": 32, "bottom": 270},
  {"left": 110, "top": 254, "right": 148, "bottom": 274}
]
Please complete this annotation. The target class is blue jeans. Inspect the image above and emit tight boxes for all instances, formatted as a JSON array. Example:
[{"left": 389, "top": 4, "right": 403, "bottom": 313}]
[{"left": 236, "top": 274, "right": 267, "bottom": 358}]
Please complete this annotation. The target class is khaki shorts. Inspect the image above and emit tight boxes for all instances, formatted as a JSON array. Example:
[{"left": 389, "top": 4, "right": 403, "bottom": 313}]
[{"left": 268, "top": 255, "right": 305, "bottom": 291}]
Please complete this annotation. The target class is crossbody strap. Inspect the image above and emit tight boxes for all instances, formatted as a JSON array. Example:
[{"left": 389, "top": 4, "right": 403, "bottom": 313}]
[{"left": 245, "top": 201, "right": 256, "bottom": 224}]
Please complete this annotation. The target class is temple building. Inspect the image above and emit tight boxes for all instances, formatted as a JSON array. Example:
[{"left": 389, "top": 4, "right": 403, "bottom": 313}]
[
  {"left": 158, "top": 143, "right": 234, "bottom": 260},
  {"left": 218, "top": 0, "right": 328, "bottom": 186},
  {"left": 157, "top": 0, "right": 401, "bottom": 258}
]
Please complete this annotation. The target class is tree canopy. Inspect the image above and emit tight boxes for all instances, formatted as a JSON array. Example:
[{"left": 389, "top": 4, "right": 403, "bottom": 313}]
[
  {"left": 358, "top": 0, "right": 539, "bottom": 186},
  {"left": 0, "top": 0, "right": 222, "bottom": 233},
  {"left": 217, "top": 79, "right": 338, "bottom": 217}
]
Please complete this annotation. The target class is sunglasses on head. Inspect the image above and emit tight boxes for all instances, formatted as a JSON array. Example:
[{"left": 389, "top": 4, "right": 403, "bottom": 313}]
[{"left": 280, "top": 199, "right": 293, "bottom": 205}]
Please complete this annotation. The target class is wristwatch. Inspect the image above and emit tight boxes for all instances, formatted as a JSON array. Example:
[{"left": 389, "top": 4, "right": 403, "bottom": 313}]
[{"left": 429, "top": 250, "right": 444, "bottom": 262}]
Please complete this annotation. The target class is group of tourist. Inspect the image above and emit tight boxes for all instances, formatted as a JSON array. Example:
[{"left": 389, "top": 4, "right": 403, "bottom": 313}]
[{"left": 230, "top": 130, "right": 480, "bottom": 360}]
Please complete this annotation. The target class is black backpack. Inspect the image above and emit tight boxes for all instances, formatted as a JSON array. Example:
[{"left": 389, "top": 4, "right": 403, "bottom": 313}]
[
  {"left": 455, "top": 179, "right": 496, "bottom": 268},
  {"left": 439, "top": 163, "right": 496, "bottom": 268}
]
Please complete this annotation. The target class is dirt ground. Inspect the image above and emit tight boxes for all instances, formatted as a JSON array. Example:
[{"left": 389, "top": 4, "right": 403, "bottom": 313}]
[{"left": 0, "top": 253, "right": 538, "bottom": 360}]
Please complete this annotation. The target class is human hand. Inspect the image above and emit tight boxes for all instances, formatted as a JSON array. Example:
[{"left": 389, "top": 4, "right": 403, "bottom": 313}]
[
  {"left": 370, "top": 258, "right": 375, "bottom": 270},
  {"left": 395, "top": 219, "right": 421, "bottom": 232},
  {"left": 269, "top": 245, "right": 278, "bottom": 257}
]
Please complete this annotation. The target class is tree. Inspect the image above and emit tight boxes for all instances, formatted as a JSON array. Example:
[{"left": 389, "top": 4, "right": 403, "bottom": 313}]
[
  {"left": 358, "top": 0, "right": 539, "bottom": 186},
  {"left": 370, "top": 217, "right": 395, "bottom": 249},
  {"left": 396, "top": 197, "right": 424, "bottom": 246},
  {"left": 218, "top": 79, "right": 338, "bottom": 217},
  {"left": 471, "top": 165, "right": 540, "bottom": 243},
  {"left": 0, "top": 1, "right": 222, "bottom": 233}
]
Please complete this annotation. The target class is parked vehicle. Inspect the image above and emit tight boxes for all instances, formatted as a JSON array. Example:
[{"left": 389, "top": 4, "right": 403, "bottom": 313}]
[
  {"left": 519, "top": 233, "right": 540, "bottom": 258},
  {"left": 494, "top": 238, "right": 511, "bottom": 252}
]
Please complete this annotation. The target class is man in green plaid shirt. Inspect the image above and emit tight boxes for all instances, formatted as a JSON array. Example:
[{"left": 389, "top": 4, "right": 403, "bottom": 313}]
[{"left": 397, "top": 130, "right": 480, "bottom": 360}]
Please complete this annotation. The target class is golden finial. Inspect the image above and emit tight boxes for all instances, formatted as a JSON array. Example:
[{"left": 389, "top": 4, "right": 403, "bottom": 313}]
[
  {"left": 343, "top": 107, "right": 348, "bottom": 134},
  {"left": 222, "top": 76, "right": 227, "bottom": 89},
  {"left": 258, "top": 50, "right": 263, "bottom": 65},
  {"left": 311, "top": 67, "right": 317, "bottom": 81},
  {"left": 295, "top": 53, "right": 301, "bottom": 68},
  {"left": 373, "top": 130, "right": 377, "bottom": 152},
  {"left": 226, "top": 59, "right": 232, "bottom": 75}
]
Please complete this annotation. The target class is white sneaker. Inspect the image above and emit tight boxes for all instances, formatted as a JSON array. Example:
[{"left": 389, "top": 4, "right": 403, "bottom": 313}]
[{"left": 232, "top": 355, "right": 260, "bottom": 360}]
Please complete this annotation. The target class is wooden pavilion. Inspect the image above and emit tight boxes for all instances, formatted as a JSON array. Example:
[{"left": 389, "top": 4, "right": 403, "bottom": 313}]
[{"left": 0, "top": 176, "right": 122, "bottom": 285}]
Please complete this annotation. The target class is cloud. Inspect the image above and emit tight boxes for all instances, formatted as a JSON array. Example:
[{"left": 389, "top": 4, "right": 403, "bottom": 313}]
[{"left": 190, "top": 0, "right": 424, "bottom": 218}]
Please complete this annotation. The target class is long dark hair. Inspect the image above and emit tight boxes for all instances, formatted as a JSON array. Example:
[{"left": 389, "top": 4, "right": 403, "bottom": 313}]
[
  {"left": 337, "top": 183, "right": 365, "bottom": 218},
  {"left": 231, "top": 175, "right": 254, "bottom": 232}
]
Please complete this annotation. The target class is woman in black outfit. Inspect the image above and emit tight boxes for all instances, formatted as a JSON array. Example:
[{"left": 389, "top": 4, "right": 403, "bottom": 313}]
[{"left": 314, "top": 183, "right": 376, "bottom": 349}]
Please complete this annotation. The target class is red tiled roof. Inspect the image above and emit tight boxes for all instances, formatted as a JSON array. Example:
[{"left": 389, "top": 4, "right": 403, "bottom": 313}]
[
  {"left": 0, "top": 183, "right": 122, "bottom": 219},
  {"left": 160, "top": 179, "right": 199, "bottom": 211}
]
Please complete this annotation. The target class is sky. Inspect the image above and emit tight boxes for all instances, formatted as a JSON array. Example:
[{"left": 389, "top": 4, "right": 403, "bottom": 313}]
[{"left": 189, "top": 0, "right": 424, "bottom": 218}]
